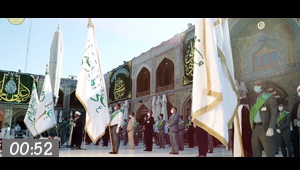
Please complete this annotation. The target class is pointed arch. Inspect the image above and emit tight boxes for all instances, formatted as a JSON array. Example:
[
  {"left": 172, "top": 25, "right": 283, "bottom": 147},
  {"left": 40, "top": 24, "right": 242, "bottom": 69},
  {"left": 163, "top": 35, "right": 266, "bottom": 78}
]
[
  {"left": 56, "top": 89, "right": 64, "bottom": 108},
  {"left": 156, "top": 58, "right": 174, "bottom": 93},
  {"left": 136, "top": 67, "right": 150, "bottom": 97},
  {"left": 70, "top": 91, "right": 84, "bottom": 109}
]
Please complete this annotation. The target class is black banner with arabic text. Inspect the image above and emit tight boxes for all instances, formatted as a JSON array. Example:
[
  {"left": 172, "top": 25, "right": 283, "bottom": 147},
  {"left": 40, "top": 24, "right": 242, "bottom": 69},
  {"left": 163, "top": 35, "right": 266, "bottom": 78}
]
[
  {"left": 108, "top": 61, "right": 132, "bottom": 104},
  {"left": 0, "top": 70, "right": 39, "bottom": 104},
  {"left": 182, "top": 26, "right": 195, "bottom": 86}
]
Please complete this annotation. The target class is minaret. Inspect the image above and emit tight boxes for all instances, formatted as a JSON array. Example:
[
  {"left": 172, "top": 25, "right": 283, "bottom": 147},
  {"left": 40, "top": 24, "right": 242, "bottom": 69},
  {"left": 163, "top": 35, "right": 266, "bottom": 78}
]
[{"left": 49, "top": 23, "right": 64, "bottom": 105}]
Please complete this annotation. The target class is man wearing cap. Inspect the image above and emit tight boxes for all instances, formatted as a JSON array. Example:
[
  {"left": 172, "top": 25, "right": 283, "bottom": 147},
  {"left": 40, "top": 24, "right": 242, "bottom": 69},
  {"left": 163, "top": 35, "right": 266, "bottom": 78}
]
[
  {"left": 109, "top": 103, "right": 123, "bottom": 154},
  {"left": 246, "top": 80, "right": 278, "bottom": 157},
  {"left": 291, "top": 85, "right": 300, "bottom": 157},
  {"left": 70, "top": 111, "right": 83, "bottom": 149}
]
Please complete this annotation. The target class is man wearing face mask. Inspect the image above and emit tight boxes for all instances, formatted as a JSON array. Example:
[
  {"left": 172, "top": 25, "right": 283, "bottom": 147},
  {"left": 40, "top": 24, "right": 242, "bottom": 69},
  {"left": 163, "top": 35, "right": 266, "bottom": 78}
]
[
  {"left": 290, "top": 85, "right": 300, "bottom": 157},
  {"left": 167, "top": 107, "right": 180, "bottom": 154},
  {"left": 109, "top": 103, "right": 123, "bottom": 154},
  {"left": 127, "top": 112, "right": 136, "bottom": 150},
  {"left": 247, "top": 80, "right": 278, "bottom": 157},
  {"left": 276, "top": 104, "right": 292, "bottom": 157},
  {"left": 143, "top": 110, "right": 155, "bottom": 151}
]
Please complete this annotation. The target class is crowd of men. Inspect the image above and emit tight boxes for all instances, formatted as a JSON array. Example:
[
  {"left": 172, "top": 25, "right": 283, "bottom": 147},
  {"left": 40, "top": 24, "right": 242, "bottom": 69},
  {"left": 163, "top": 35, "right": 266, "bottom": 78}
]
[{"left": 25, "top": 79, "right": 300, "bottom": 157}]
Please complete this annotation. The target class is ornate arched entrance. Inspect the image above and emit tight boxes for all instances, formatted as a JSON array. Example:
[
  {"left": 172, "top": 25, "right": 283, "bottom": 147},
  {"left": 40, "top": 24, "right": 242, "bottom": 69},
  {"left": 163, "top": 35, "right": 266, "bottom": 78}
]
[
  {"left": 182, "top": 95, "right": 192, "bottom": 123},
  {"left": 136, "top": 104, "right": 150, "bottom": 123},
  {"left": 0, "top": 112, "right": 3, "bottom": 128}
]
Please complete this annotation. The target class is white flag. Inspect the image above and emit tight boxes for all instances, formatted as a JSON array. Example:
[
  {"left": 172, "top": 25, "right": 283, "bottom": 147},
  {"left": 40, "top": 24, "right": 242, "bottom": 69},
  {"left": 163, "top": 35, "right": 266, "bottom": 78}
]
[
  {"left": 34, "top": 67, "right": 57, "bottom": 135},
  {"left": 23, "top": 80, "right": 39, "bottom": 137},
  {"left": 192, "top": 18, "right": 239, "bottom": 149},
  {"left": 76, "top": 18, "right": 110, "bottom": 143},
  {"left": 233, "top": 105, "right": 245, "bottom": 157}
]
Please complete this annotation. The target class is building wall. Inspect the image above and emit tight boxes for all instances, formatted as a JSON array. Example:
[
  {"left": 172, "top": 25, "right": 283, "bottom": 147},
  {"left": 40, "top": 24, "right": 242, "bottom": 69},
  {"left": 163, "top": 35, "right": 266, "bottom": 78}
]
[
  {"left": 3, "top": 18, "right": 300, "bottom": 129},
  {"left": 230, "top": 18, "right": 300, "bottom": 110}
]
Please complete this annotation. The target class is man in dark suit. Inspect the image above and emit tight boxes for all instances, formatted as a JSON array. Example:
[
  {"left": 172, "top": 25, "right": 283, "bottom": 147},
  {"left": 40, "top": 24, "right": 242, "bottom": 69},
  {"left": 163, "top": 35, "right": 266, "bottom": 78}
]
[
  {"left": 101, "top": 127, "right": 109, "bottom": 147},
  {"left": 276, "top": 104, "right": 292, "bottom": 157},
  {"left": 290, "top": 85, "right": 300, "bottom": 157},
  {"left": 247, "top": 80, "right": 278, "bottom": 157},
  {"left": 178, "top": 115, "right": 185, "bottom": 151},
  {"left": 143, "top": 110, "right": 155, "bottom": 151},
  {"left": 186, "top": 115, "right": 195, "bottom": 148},
  {"left": 134, "top": 121, "right": 140, "bottom": 146},
  {"left": 194, "top": 124, "right": 208, "bottom": 157},
  {"left": 167, "top": 107, "right": 180, "bottom": 154},
  {"left": 70, "top": 111, "right": 83, "bottom": 149}
]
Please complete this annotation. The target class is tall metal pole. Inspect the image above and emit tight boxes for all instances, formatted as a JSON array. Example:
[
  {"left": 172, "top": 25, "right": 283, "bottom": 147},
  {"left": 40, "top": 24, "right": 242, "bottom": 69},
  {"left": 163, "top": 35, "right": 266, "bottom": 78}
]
[{"left": 25, "top": 19, "right": 32, "bottom": 73}]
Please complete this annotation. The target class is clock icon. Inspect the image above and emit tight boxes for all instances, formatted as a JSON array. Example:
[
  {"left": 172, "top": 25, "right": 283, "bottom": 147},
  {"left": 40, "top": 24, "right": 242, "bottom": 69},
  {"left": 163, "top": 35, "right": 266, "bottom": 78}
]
[{"left": 8, "top": 18, "right": 25, "bottom": 25}]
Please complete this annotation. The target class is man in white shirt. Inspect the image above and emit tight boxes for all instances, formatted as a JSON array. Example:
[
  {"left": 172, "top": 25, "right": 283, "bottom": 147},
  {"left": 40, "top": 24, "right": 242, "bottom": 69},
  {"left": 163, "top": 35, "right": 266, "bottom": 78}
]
[{"left": 109, "top": 103, "right": 123, "bottom": 154}]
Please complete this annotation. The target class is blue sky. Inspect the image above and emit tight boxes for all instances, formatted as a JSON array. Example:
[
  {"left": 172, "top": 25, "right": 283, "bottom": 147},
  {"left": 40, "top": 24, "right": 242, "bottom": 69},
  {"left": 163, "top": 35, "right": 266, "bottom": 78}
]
[{"left": 0, "top": 18, "right": 195, "bottom": 78}]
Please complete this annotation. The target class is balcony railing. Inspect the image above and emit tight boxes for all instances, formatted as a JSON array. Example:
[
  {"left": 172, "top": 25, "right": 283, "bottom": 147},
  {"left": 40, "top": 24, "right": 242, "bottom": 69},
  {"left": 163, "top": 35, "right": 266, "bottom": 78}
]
[
  {"left": 156, "top": 84, "right": 174, "bottom": 93},
  {"left": 136, "top": 90, "right": 150, "bottom": 98}
]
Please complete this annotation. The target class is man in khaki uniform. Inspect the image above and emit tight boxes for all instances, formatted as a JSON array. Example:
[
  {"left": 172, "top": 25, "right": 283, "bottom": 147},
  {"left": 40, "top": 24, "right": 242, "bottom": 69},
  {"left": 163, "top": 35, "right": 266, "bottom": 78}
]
[
  {"left": 157, "top": 114, "right": 166, "bottom": 149},
  {"left": 127, "top": 112, "right": 136, "bottom": 150}
]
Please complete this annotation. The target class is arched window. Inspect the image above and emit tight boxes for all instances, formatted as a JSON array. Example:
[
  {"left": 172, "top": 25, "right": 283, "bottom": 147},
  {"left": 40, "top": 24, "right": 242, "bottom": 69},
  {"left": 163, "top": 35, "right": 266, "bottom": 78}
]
[
  {"left": 136, "top": 67, "right": 150, "bottom": 97},
  {"left": 253, "top": 46, "right": 278, "bottom": 71},
  {"left": 156, "top": 58, "right": 174, "bottom": 93},
  {"left": 70, "top": 91, "right": 84, "bottom": 109},
  {"left": 56, "top": 89, "right": 64, "bottom": 108}
]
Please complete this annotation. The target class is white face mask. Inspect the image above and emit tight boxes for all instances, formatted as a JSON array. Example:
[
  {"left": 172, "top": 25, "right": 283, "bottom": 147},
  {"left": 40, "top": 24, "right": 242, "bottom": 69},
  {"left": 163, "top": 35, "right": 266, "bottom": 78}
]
[
  {"left": 171, "top": 110, "right": 174, "bottom": 114},
  {"left": 254, "top": 85, "right": 262, "bottom": 94},
  {"left": 147, "top": 113, "right": 150, "bottom": 117},
  {"left": 298, "top": 91, "right": 300, "bottom": 97},
  {"left": 278, "top": 107, "right": 283, "bottom": 112},
  {"left": 114, "top": 106, "right": 117, "bottom": 110}
]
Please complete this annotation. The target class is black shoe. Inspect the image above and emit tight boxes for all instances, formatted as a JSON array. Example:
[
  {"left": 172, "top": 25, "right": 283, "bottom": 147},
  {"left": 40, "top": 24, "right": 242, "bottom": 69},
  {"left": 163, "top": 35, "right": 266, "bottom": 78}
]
[
  {"left": 144, "top": 149, "right": 151, "bottom": 151},
  {"left": 109, "top": 151, "right": 117, "bottom": 154},
  {"left": 169, "top": 152, "right": 174, "bottom": 154},
  {"left": 173, "top": 152, "right": 179, "bottom": 154}
]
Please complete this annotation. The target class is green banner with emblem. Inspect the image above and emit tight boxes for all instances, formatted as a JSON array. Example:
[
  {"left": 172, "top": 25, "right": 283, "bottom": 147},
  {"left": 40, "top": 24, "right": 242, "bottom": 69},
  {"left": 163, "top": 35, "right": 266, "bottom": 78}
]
[
  {"left": 0, "top": 70, "right": 39, "bottom": 104},
  {"left": 109, "top": 61, "right": 132, "bottom": 103}
]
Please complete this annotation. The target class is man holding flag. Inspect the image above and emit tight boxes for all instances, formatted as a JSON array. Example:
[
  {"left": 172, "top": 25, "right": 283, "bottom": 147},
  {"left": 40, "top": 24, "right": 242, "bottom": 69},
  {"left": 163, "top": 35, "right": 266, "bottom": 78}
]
[
  {"left": 109, "top": 103, "right": 123, "bottom": 154},
  {"left": 192, "top": 18, "right": 240, "bottom": 156},
  {"left": 76, "top": 18, "right": 110, "bottom": 145}
]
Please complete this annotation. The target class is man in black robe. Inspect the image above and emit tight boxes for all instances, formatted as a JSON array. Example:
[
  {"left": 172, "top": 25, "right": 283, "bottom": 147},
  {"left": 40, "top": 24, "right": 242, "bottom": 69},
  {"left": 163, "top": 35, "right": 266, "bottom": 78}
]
[
  {"left": 232, "top": 101, "right": 253, "bottom": 157},
  {"left": 71, "top": 111, "right": 83, "bottom": 149}
]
